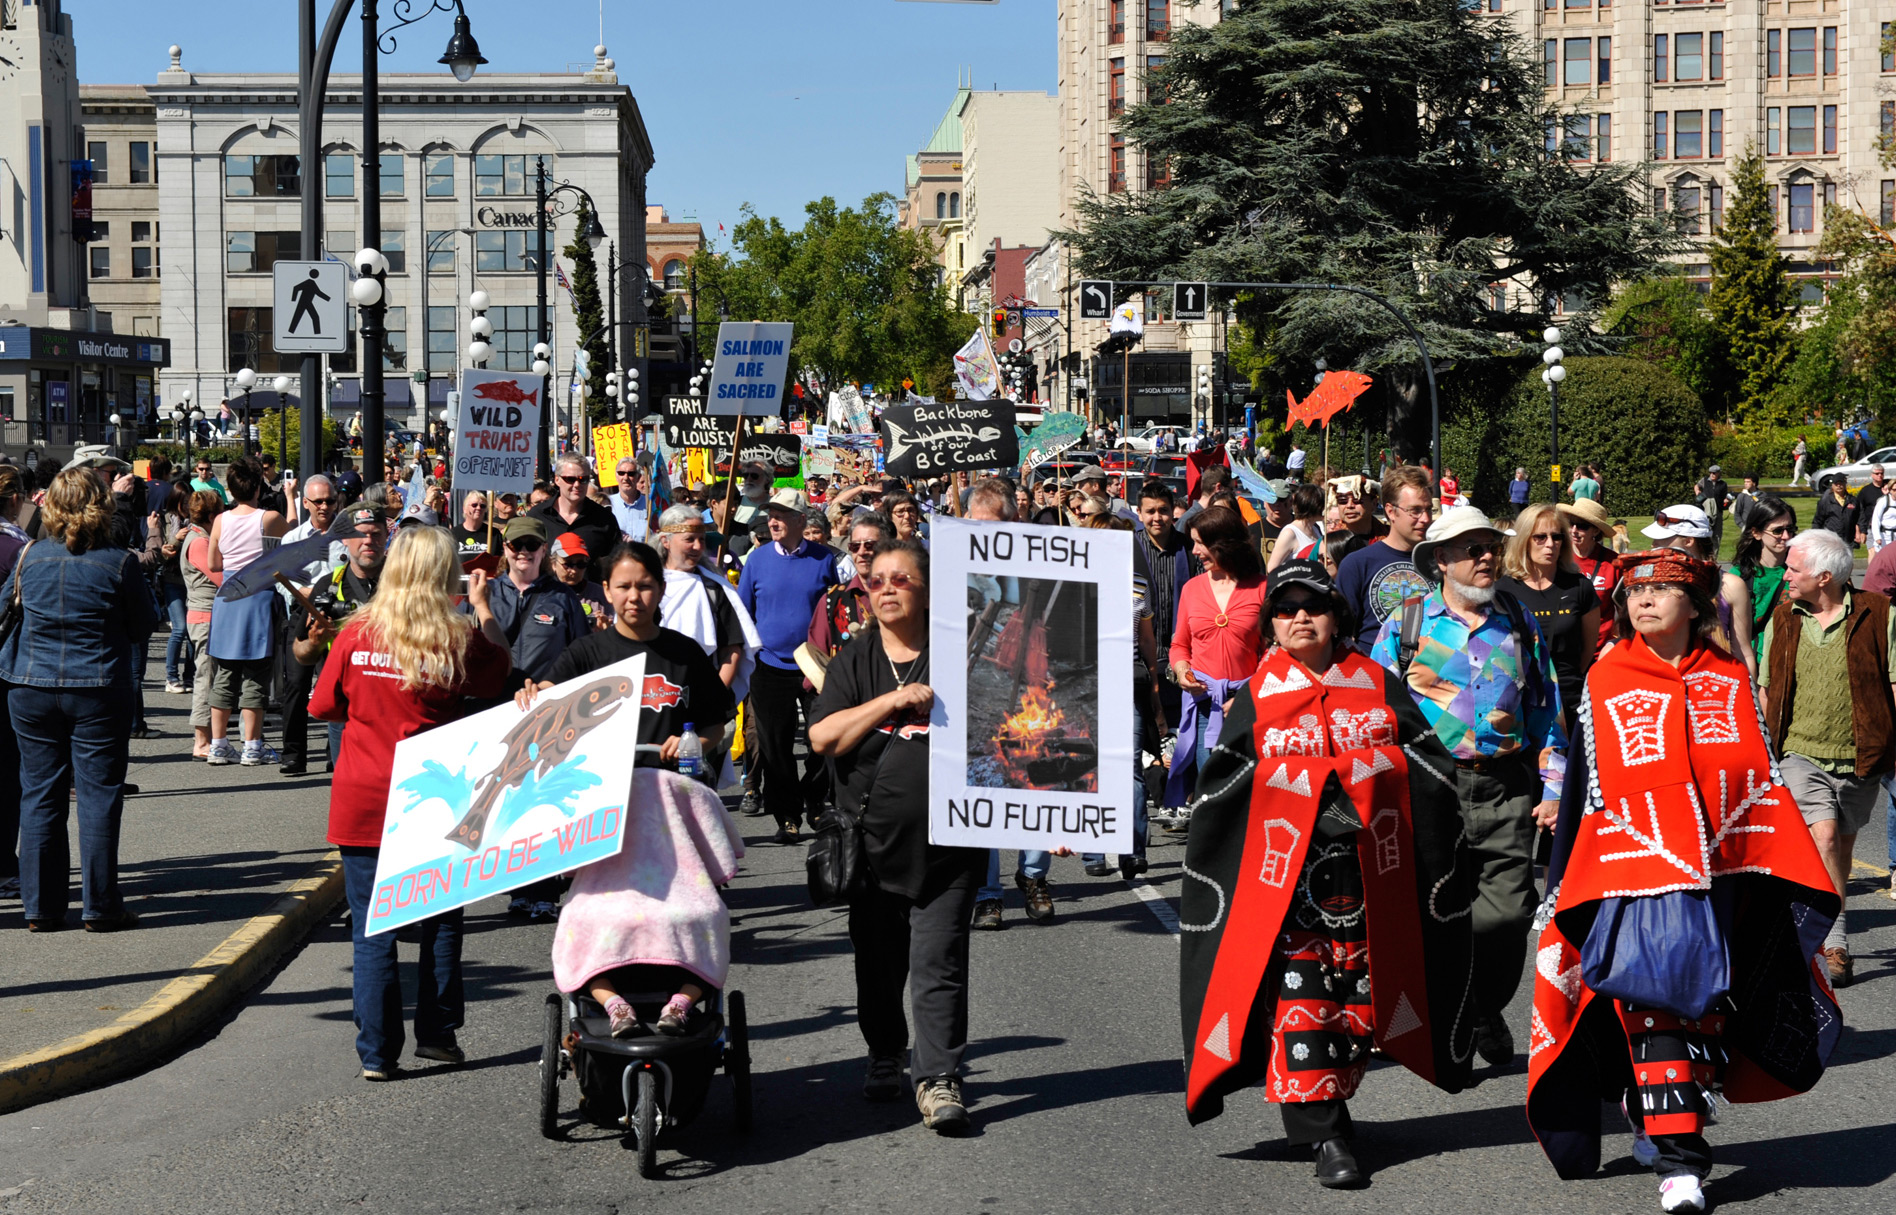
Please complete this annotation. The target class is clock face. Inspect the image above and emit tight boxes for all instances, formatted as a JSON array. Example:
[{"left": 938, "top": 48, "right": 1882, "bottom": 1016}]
[{"left": 0, "top": 35, "right": 20, "bottom": 81}]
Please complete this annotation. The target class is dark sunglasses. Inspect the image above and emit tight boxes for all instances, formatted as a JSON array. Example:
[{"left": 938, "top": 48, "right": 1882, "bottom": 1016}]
[
  {"left": 867, "top": 572, "right": 921, "bottom": 591},
  {"left": 1271, "top": 597, "right": 1327, "bottom": 620},
  {"left": 305, "top": 496, "right": 335, "bottom": 507},
  {"left": 560, "top": 557, "right": 588, "bottom": 569},
  {"left": 507, "top": 539, "right": 544, "bottom": 553},
  {"left": 848, "top": 539, "right": 878, "bottom": 552},
  {"left": 1445, "top": 540, "right": 1503, "bottom": 559},
  {"left": 556, "top": 474, "right": 584, "bottom": 485}
]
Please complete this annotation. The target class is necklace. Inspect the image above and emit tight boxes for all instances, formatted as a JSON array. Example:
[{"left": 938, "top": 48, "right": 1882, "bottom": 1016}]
[{"left": 888, "top": 647, "right": 928, "bottom": 690}]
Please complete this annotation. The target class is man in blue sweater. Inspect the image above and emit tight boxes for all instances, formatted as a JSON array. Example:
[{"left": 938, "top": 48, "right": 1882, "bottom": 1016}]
[{"left": 737, "top": 488, "right": 840, "bottom": 843}]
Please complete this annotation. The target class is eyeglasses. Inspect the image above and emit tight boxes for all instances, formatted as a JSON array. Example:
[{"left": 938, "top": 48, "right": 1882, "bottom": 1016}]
[
  {"left": 867, "top": 572, "right": 921, "bottom": 591},
  {"left": 556, "top": 475, "right": 583, "bottom": 485},
  {"left": 507, "top": 539, "right": 544, "bottom": 553},
  {"left": 848, "top": 539, "right": 879, "bottom": 552},
  {"left": 1271, "top": 598, "right": 1326, "bottom": 620},
  {"left": 1764, "top": 524, "right": 1794, "bottom": 537},
  {"left": 305, "top": 496, "right": 335, "bottom": 507},
  {"left": 1445, "top": 540, "right": 1502, "bottom": 560},
  {"left": 1333, "top": 492, "right": 1360, "bottom": 504},
  {"left": 1389, "top": 504, "right": 1432, "bottom": 518},
  {"left": 1530, "top": 532, "right": 1564, "bottom": 544}
]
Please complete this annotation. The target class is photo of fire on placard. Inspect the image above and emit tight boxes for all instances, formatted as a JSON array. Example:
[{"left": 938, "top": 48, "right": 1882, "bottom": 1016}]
[{"left": 964, "top": 575, "right": 1099, "bottom": 793}]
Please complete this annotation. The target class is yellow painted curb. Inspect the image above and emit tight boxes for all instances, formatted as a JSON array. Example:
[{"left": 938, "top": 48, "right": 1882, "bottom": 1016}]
[
  {"left": 1854, "top": 858, "right": 1890, "bottom": 878},
  {"left": 0, "top": 850, "right": 344, "bottom": 1117}
]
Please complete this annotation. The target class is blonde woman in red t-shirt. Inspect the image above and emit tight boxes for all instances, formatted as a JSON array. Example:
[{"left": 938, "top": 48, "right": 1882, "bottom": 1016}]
[
  {"left": 1164, "top": 506, "right": 1268, "bottom": 815},
  {"left": 310, "top": 524, "right": 511, "bottom": 1081}
]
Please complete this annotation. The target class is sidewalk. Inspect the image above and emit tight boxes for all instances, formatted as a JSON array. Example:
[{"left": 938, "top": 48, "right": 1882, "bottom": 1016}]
[{"left": 1, "top": 681, "right": 339, "bottom": 1100}]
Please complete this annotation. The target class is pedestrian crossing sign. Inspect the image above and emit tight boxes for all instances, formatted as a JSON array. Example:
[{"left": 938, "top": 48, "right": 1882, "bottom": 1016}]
[{"left": 272, "top": 261, "right": 348, "bottom": 353}]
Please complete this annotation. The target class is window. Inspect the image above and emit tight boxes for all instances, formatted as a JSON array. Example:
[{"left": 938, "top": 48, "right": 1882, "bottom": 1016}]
[
  {"left": 475, "top": 154, "right": 531, "bottom": 197},
  {"left": 1488, "top": 283, "right": 1507, "bottom": 311},
  {"left": 1544, "top": 0, "right": 1555, "bottom": 10},
  {"left": 1146, "top": 55, "right": 1168, "bottom": 103},
  {"left": 1823, "top": 106, "right": 1837, "bottom": 154},
  {"left": 1767, "top": 29, "right": 1780, "bottom": 78},
  {"left": 1146, "top": 0, "right": 1169, "bottom": 41},
  {"left": 1598, "top": 37, "right": 1611, "bottom": 84},
  {"left": 1709, "top": 109, "right": 1723, "bottom": 157},
  {"left": 87, "top": 141, "right": 107, "bottom": 184},
  {"left": 1544, "top": 40, "right": 1557, "bottom": 88},
  {"left": 1544, "top": 116, "right": 1559, "bottom": 156},
  {"left": 89, "top": 221, "right": 109, "bottom": 241},
  {"left": 1788, "top": 182, "right": 1814, "bottom": 233},
  {"left": 382, "top": 306, "right": 407, "bottom": 372},
  {"left": 1109, "top": 0, "right": 1125, "bottom": 42},
  {"left": 425, "top": 153, "right": 453, "bottom": 197},
  {"left": 129, "top": 142, "right": 151, "bottom": 184},
  {"left": 1565, "top": 0, "right": 1588, "bottom": 8},
  {"left": 1675, "top": 111, "right": 1702, "bottom": 158},
  {"left": 1787, "top": 28, "right": 1815, "bottom": 77},
  {"left": 1110, "top": 58, "right": 1126, "bottom": 115},
  {"left": 1710, "top": 184, "right": 1724, "bottom": 230},
  {"left": 949, "top": 192, "right": 960, "bottom": 218},
  {"left": 1564, "top": 116, "right": 1591, "bottom": 158},
  {"left": 1822, "top": 27, "right": 1836, "bottom": 76},
  {"left": 663, "top": 259, "right": 685, "bottom": 290},
  {"left": 1653, "top": 188, "right": 1667, "bottom": 215},
  {"left": 381, "top": 228, "right": 406, "bottom": 273},
  {"left": 475, "top": 230, "right": 533, "bottom": 272},
  {"left": 1654, "top": 34, "right": 1667, "bottom": 83},
  {"left": 1109, "top": 136, "right": 1126, "bottom": 193},
  {"left": 226, "top": 231, "right": 301, "bottom": 274},
  {"left": 225, "top": 155, "right": 300, "bottom": 197},
  {"left": 1654, "top": 111, "right": 1668, "bottom": 159},
  {"left": 1146, "top": 152, "right": 1172, "bottom": 189},
  {"left": 1596, "top": 113, "right": 1612, "bottom": 161},
  {"left": 1675, "top": 33, "right": 1702, "bottom": 81},
  {"left": 425, "top": 229, "right": 454, "bottom": 273},
  {"left": 489, "top": 305, "right": 545, "bottom": 372},
  {"left": 1769, "top": 186, "right": 1780, "bottom": 227},
  {"left": 1564, "top": 39, "right": 1590, "bottom": 86},
  {"left": 1710, "top": 32, "right": 1723, "bottom": 80},
  {"left": 1883, "top": 181, "right": 1895, "bottom": 227},
  {"left": 1824, "top": 181, "right": 1837, "bottom": 208},
  {"left": 132, "top": 220, "right": 150, "bottom": 242},
  {"left": 427, "top": 306, "right": 456, "bottom": 375},
  {"left": 1885, "top": 23, "right": 1894, "bottom": 73},
  {"left": 378, "top": 152, "right": 404, "bottom": 198},
  {"left": 326, "top": 229, "right": 354, "bottom": 259},
  {"left": 89, "top": 247, "right": 109, "bottom": 279},
  {"left": 1676, "top": 184, "right": 1703, "bottom": 235},
  {"left": 132, "top": 247, "right": 154, "bottom": 279},
  {"left": 1787, "top": 106, "right": 1816, "bottom": 156},
  {"left": 329, "top": 308, "right": 358, "bottom": 373},
  {"left": 228, "top": 307, "right": 287, "bottom": 375},
  {"left": 325, "top": 153, "right": 353, "bottom": 198},
  {"left": 1767, "top": 108, "right": 1781, "bottom": 156}
]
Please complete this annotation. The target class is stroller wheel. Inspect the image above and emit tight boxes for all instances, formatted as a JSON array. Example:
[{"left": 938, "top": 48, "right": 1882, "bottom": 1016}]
[
  {"left": 727, "top": 990, "right": 753, "bottom": 1133},
  {"left": 631, "top": 1068, "right": 659, "bottom": 1177},
  {"left": 539, "top": 993, "right": 563, "bottom": 1138}
]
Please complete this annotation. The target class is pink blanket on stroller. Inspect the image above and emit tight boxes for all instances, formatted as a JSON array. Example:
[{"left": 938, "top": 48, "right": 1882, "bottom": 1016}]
[{"left": 551, "top": 768, "right": 746, "bottom": 993}]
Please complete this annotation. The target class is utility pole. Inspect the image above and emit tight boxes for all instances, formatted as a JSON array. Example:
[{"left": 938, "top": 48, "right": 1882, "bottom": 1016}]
[
  {"left": 534, "top": 157, "right": 552, "bottom": 480},
  {"left": 357, "top": 0, "right": 387, "bottom": 485}
]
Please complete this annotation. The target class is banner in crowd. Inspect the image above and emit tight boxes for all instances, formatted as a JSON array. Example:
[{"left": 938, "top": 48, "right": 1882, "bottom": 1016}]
[
  {"left": 705, "top": 321, "right": 794, "bottom": 417},
  {"left": 593, "top": 423, "right": 635, "bottom": 487},
  {"left": 725, "top": 435, "right": 802, "bottom": 477},
  {"left": 452, "top": 368, "right": 543, "bottom": 497},
  {"left": 1019, "top": 411, "right": 1088, "bottom": 472},
  {"left": 363, "top": 656, "right": 647, "bottom": 936},
  {"left": 927, "top": 518, "right": 1134, "bottom": 854},
  {"left": 827, "top": 385, "right": 874, "bottom": 434},
  {"left": 952, "top": 329, "right": 999, "bottom": 401},
  {"left": 663, "top": 395, "right": 737, "bottom": 451},
  {"left": 880, "top": 398, "right": 1021, "bottom": 478}
]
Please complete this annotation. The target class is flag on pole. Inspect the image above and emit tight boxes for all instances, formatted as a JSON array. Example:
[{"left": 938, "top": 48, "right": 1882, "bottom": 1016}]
[{"left": 952, "top": 328, "right": 999, "bottom": 401}]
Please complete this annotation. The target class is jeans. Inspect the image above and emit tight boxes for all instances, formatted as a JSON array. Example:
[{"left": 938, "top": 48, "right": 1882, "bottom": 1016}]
[
  {"left": 132, "top": 640, "right": 149, "bottom": 732},
  {"left": 12, "top": 685, "right": 132, "bottom": 922},
  {"left": 849, "top": 863, "right": 978, "bottom": 1081},
  {"left": 0, "top": 692, "right": 19, "bottom": 884},
  {"left": 339, "top": 846, "right": 464, "bottom": 1072},
  {"left": 160, "top": 581, "right": 191, "bottom": 684},
  {"left": 1084, "top": 706, "right": 1150, "bottom": 867},
  {"left": 978, "top": 848, "right": 1051, "bottom": 903}
]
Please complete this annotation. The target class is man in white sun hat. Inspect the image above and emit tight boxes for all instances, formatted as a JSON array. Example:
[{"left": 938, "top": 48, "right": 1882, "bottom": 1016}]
[{"left": 1370, "top": 505, "right": 1567, "bottom": 1073}]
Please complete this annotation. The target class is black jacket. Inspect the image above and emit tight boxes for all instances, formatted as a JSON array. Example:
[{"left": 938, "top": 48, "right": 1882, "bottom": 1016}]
[
  {"left": 1814, "top": 491, "right": 1857, "bottom": 541},
  {"left": 527, "top": 496, "right": 623, "bottom": 576}
]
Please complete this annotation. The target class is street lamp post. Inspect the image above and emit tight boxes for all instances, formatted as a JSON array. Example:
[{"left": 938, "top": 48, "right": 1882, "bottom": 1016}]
[
  {"left": 1541, "top": 327, "right": 1566, "bottom": 492},
  {"left": 272, "top": 374, "right": 293, "bottom": 475},
  {"left": 234, "top": 367, "right": 257, "bottom": 457},
  {"left": 532, "top": 156, "right": 606, "bottom": 480}
]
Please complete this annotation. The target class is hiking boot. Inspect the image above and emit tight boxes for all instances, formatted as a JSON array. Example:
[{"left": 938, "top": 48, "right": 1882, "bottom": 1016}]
[
  {"left": 863, "top": 1054, "right": 904, "bottom": 1102},
  {"left": 1017, "top": 874, "right": 1055, "bottom": 922},
  {"left": 970, "top": 899, "right": 1005, "bottom": 931},
  {"left": 916, "top": 1077, "right": 969, "bottom": 1136},
  {"left": 1474, "top": 1014, "right": 1515, "bottom": 1066}
]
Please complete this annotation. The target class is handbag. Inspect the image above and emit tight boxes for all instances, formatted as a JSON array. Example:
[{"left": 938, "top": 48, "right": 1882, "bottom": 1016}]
[
  {"left": 0, "top": 541, "right": 31, "bottom": 651},
  {"left": 1580, "top": 887, "right": 1731, "bottom": 1019},
  {"left": 806, "top": 733, "right": 894, "bottom": 908}
]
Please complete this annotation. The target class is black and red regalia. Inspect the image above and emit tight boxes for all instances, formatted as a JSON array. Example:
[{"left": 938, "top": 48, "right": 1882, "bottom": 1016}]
[{"left": 1179, "top": 645, "right": 1477, "bottom": 1124}]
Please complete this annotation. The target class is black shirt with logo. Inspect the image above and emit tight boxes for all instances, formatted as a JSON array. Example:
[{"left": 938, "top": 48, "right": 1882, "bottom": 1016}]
[{"left": 544, "top": 626, "right": 735, "bottom": 752}]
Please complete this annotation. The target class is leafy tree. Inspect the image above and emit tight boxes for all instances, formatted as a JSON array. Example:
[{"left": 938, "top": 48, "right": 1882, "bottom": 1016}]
[
  {"left": 1706, "top": 145, "right": 1797, "bottom": 424},
  {"left": 256, "top": 407, "right": 342, "bottom": 472},
  {"left": 562, "top": 197, "right": 610, "bottom": 424},
  {"left": 1602, "top": 272, "right": 1725, "bottom": 412},
  {"left": 1061, "top": 0, "right": 1680, "bottom": 454},
  {"left": 687, "top": 194, "right": 975, "bottom": 406}
]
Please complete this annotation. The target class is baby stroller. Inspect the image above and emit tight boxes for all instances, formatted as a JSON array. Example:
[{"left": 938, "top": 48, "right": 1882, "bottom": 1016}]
[{"left": 540, "top": 984, "right": 752, "bottom": 1177}]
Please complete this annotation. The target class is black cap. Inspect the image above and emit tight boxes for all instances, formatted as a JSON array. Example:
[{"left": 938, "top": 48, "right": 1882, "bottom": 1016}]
[
  {"left": 1265, "top": 558, "right": 1333, "bottom": 601},
  {"left": 329, "top": 502, "right": 389, "bottom": 536}
]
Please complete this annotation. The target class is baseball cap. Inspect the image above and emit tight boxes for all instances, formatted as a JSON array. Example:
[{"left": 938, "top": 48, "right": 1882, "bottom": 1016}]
[
  {"left": 1641, "top": 504, "right": 1713, "bottom": 540},
  {"left": 1265, "top": 558, "right": 1334, "bottom": 601},
  {"left": 551, "top": 531, "right": 589, "bottom": 561},
  {"left": 1073, "top": 466, "right": 1109, "bottom": 485},
  {"left": 330, "top": 502, "right": 388, "bottom": 535},
  {"left": 397, "top": 500, "right": 438, "bottom": 528},
  {"left": 503, "top": 515, "right": 549, "bottom": 546},
  {"left": 766, "top": 487, "right": 811, "bottom": 514}
]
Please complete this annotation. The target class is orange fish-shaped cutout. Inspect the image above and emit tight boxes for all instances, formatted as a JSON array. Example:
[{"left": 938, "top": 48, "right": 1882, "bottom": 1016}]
[{"left": 1286, "top": 370, "right": 1372, "bottom": 429}]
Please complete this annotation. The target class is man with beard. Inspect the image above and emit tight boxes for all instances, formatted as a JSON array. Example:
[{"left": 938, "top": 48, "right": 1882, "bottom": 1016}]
[{"left": 1370, "top": 506, "right": 1566, "bottom": 1074}]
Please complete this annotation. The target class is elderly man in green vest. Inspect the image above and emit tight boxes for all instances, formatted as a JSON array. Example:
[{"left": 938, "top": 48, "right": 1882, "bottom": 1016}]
[{"left": 1761, "top": 528, "right": 1896, "bottom": 989}]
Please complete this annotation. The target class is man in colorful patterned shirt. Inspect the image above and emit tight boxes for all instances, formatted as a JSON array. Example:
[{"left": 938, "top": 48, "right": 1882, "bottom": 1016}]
[{"left": 1371, "top": 506, "right": 1566, "bottom": 1072}]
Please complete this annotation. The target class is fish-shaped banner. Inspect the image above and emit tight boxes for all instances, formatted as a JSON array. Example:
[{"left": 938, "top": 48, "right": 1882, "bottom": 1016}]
[
  {"left": 1287, "top": 370, "right": 1372, "bottom": 430},
  {"left": 881, "top": 399, "right": 1021, "bottom": 478}
]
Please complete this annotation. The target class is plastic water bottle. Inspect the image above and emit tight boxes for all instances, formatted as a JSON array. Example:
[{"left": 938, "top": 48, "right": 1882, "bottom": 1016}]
[{"left": 677, "top": 723, "right": 702, "bottom": 778}]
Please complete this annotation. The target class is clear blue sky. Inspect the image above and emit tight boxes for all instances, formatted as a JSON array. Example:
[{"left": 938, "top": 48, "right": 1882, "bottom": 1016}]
[{"left": 76, "top": 0, "right": 1056, "bottom": 241}]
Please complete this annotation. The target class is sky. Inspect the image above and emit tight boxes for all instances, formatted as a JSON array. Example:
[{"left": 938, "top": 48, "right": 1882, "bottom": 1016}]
[{"left": 74, "top": 0, "right": 1057, "bottom": 243}]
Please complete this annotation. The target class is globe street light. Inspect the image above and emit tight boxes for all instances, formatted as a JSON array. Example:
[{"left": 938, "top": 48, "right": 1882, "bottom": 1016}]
[{"left": 1541, "top": 326, "right": 1566, "bottom": 490}]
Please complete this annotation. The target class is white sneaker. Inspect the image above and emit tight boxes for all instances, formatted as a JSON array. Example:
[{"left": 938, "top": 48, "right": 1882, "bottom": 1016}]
[
  {"left": 164, "top": 681, "right": 187, "bottom": 694},
  {"left": 1632, "top": 1131, "right": 1660, "bottom": 1168},
  {"left": 206, "top": 739, "right": 239, "bottom": 766},
  {"left": 241, "top": 740, "right": 280, "bottom": 767},
  {"left": 1659, "top": 1175, "right": 1706, "bottom": 1214}
]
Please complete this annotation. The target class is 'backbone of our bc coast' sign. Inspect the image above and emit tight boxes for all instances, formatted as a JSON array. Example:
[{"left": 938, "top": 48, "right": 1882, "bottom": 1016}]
[{"left": 705, "top": 321, "right": 794, "bottom": 417}]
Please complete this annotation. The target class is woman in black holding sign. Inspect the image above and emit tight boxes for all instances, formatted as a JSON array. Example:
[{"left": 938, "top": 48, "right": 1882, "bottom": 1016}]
[{"left": 809, "top": 537, "right": 983, "bottom": 1136}]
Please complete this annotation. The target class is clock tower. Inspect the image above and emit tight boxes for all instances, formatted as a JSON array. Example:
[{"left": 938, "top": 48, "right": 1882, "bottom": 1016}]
[{"left": 0, "top": 0, "right": 84, "bottom": 327}]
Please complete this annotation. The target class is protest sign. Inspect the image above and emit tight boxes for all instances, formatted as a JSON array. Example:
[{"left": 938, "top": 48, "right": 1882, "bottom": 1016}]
[
  {"left": 928, "top": 518, "right": 1134, "bottom": 854},
  {"left": 808, "top": 447, "right": 839, "bottom": 476},
  {"left": 881, "top": 398, "right": 1021, "bottom": 478},
  {"left": 811, "top": 423, "right": 830, "bottom": 446},
  {"left": 952, "top": 328, "right": 1000, "bottom": 400},
  {"left": 706, "top": 321, "right": 794, "bottom": 417},
  {"left": 718, "top": 434, "right": 801, "bottom": 477},
  {"left": 1020, "top": 411, "right": 1088, "bottom": 472},
  {"left": 664, "top": 395, "right": 737, "bottom": 451},
  {"left": 593, "top": 422, "right": 634, "bottom": 487},
  {"left": 452, "top": 368, "right": 542, "bottom": 496},
  {"left": 363, "top": 655, "right": 647, "bottom": 936}
]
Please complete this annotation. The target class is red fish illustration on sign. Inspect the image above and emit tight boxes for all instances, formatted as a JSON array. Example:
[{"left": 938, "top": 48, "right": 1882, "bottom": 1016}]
[
  {"left": 471, "top": 379, "right": 539, "bottom": 408},
  {"left": 640, "top": 673, "right": 683, "bottom": 711},
  {"left": 1286, "top": 371, "right": 1372, "bottom": 429}
]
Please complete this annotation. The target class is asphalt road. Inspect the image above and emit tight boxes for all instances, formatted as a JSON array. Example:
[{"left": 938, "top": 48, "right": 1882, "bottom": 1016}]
[{"left": 2, "top": 808, "right": 1891, "bottom": 1215}]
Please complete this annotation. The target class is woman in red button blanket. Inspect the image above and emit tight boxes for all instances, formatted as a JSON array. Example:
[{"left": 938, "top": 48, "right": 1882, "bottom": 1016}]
[
  {"left": 1526, "top": 549, "right": 1841, "bottom": 1215},
  {"left": 1178, "top": 559, "right": 1477, "bottom": 1190}
]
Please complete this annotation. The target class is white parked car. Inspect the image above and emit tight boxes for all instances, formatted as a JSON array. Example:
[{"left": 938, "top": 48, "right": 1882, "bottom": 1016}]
[
  {"left": 1121, "top": 425, "right": 1188, "bottom": 455},
  {"left": 1812, "top": 445, "right": 1896, "bottom": 490}
]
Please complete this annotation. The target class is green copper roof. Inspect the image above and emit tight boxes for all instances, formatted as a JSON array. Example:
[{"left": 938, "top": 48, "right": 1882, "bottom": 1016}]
[{"left": 921, "top": 87, "right": 971, "bottom": 155}]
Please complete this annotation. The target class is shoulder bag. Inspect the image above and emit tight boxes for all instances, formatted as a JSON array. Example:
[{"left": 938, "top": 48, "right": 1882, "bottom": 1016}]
[
  {"left": 0, "top": 540, "right": 33, "bottom": 651},
  {"left": 807, "top": 740, "right": 887, "bottom": 907},
  {"left": 1580, "top": 886, "right": 1731, "bottom": 1019}
]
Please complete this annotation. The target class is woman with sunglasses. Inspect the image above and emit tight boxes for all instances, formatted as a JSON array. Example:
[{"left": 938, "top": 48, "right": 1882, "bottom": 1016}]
[
  {"left": 1180, "top": 558, "right": 1474, "bottom": 1190},
  {"left": 809, "top": 538, "right": 983, "bottom": 1136},
  {"left": 1497, "top": 503, "right": 1599, "bottom": 730},
  {"left": 1732, "top": 493, "right": 1793, "bottom": 661}
]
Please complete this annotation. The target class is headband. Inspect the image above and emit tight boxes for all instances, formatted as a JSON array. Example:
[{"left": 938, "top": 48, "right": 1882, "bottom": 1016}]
[
  {"left": 1616, "top": 548, "right": 1718, "bottom": 596},
  {"left": 657, "top": 518, "right": 706, "bottom": 534}
]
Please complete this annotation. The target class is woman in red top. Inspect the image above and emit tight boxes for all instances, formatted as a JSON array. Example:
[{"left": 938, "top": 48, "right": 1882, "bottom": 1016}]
[
  {"left": 309, "top": 525, "right": 511, "bottom": 1080},
  {"left": 1164, "top": 506, "right": 1268, "bottom": 813}
]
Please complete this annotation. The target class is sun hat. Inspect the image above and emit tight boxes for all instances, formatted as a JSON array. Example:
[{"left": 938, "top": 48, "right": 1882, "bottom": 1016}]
[
  {"left": 1640, "top": 504, "right": 1713, "bottom": 541},
  {"left": 1557, "top": 497, "right": 1613, "bottom": 533},
  {"left": 1411, "top": 505, "right": 1505, "bottom": 582}
]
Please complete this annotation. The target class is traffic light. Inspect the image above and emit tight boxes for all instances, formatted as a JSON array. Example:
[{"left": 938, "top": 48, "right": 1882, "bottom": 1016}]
[{"left": 991, "top": 307, "right": 1008, "bottom": 340}]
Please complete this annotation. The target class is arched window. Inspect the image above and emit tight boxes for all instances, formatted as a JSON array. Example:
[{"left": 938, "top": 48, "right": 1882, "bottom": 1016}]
[
  {"left": 936, "top": 192, "right": 947, "bottom": 219},
  {"left": 949, "top": 192, "right": 961, "bottom": 219},
  {"left": 663, "top": 259, "right": 686, "bottom": 290}
]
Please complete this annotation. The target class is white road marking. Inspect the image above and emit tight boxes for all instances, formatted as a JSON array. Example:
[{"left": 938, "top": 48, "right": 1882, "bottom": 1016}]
[{"left": 1130, "top": 879, "right": 1181, "bottom": 937}]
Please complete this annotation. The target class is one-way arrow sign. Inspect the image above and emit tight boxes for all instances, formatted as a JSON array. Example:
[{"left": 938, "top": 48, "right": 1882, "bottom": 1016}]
[
  {"left": 1173, "top": 282, "right": 1209, "bottom": 320},
  {"left": 1078, "top": 279, "right": 1114, "bottom": 320}
]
